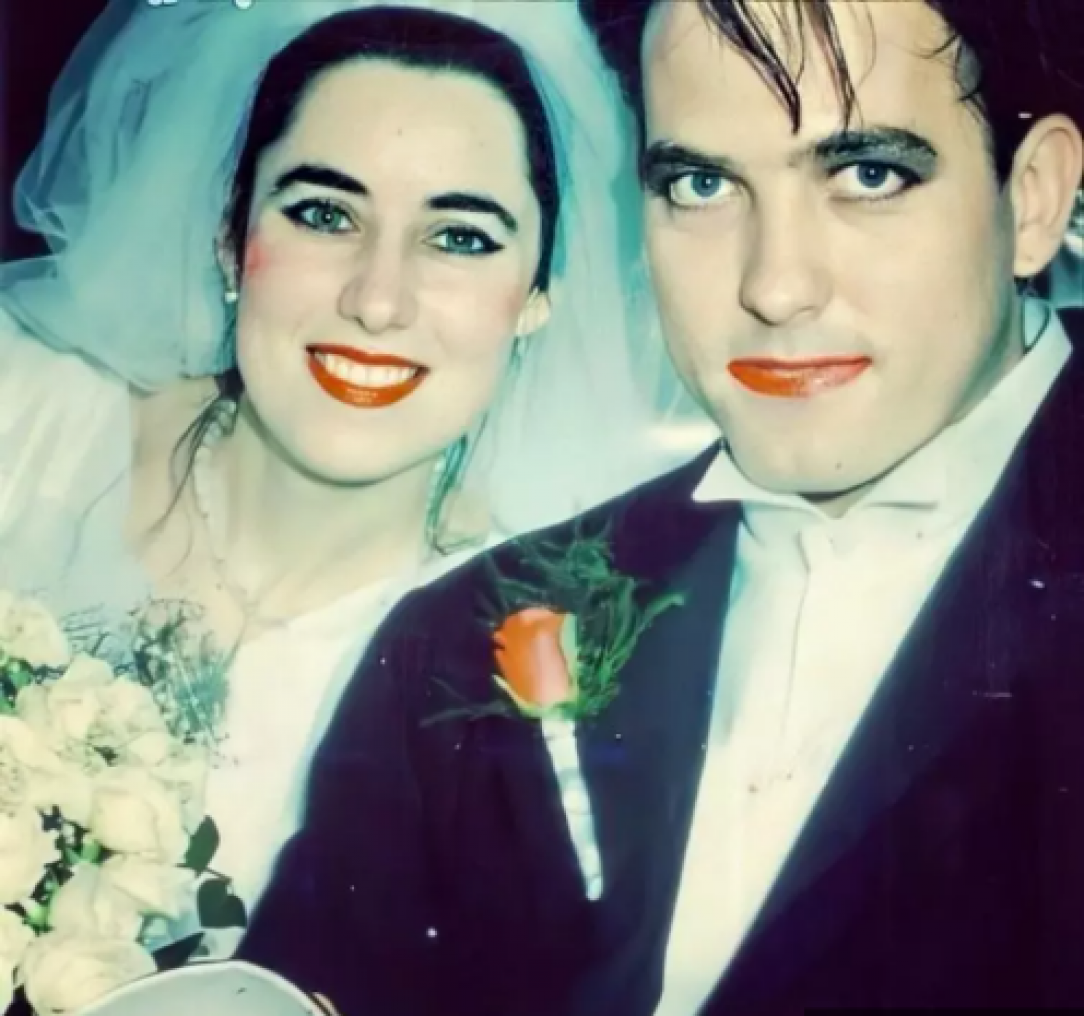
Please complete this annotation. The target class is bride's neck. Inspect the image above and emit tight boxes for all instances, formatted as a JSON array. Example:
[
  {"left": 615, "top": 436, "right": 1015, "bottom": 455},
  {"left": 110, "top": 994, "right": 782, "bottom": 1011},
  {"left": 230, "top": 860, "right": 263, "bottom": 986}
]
[{"left": 214, "top": 398, "right": 433, "bottom": 606}]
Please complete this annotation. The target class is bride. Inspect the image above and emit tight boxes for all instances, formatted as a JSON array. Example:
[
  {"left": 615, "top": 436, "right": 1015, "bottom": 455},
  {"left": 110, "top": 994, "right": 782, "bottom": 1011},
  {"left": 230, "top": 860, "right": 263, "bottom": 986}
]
[{"left": 0, "top": 0, "right": 658, "bottom": 966}]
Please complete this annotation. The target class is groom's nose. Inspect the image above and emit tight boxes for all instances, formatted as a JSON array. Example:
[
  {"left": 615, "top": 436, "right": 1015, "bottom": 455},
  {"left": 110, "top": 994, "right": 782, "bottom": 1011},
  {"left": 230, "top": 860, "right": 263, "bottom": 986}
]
[{"left": 738, "top": 195, "right": 832, "bottom": 328}]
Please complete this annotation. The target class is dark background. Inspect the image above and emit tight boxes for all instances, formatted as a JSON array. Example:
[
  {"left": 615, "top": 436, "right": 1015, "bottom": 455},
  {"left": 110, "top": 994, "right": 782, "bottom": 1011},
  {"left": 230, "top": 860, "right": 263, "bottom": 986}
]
[{"left": 0, "top": 0, "right": 108, "bottom": 260}]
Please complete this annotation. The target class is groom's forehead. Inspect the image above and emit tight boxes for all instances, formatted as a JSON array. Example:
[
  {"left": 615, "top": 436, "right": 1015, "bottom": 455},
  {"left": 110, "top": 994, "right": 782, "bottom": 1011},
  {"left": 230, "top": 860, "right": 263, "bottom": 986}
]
[{"left": 641, "top": 0, "right": 958, "bottom": 141}]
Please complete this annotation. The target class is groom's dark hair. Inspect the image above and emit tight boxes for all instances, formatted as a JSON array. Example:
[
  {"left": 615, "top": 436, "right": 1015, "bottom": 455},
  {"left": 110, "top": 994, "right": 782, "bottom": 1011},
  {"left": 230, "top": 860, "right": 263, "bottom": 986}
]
[{"left": 580, "top": 0, "right": 1084, "bottom": 182}]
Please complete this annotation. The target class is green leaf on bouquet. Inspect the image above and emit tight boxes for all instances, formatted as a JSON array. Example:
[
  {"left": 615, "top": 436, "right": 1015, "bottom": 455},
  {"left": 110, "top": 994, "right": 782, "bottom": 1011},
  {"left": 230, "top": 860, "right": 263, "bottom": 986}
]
[
  {"left": 197, "top": 877, "right": 248, "bottom": 930},
  {"left": 6, "top": 664, "right": 31, "bottom": 691},
  {"left": 184, "top": 817, "right": 221, "bottom": 873},
  {"left": 154, "top": 932, "right": 206, "bottom": 971}
]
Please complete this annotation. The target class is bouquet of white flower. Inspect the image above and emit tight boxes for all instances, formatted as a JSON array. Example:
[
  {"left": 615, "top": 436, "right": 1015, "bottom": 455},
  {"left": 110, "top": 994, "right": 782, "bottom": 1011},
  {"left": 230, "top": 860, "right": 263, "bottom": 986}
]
[{"left": 0, "top": 591, "right": 242, "bottom": 1015}]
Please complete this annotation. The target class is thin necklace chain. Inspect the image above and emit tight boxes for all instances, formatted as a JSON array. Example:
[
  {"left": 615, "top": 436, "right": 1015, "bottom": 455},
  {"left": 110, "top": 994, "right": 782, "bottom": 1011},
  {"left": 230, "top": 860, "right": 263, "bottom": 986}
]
[
  {"left": 189, "top": 399, "right": 441, "bottom": 631},
  {"left": 189, "top": 399, "right": 278, "bottom": 629}
]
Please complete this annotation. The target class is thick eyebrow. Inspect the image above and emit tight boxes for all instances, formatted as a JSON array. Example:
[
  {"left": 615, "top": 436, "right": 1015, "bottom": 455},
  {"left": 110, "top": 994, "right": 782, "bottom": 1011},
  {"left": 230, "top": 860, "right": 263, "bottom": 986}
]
[
  {"left": 640, "top": 141, "right": 739, "bottom": 183},
  {"left": 641, "top": 126, "right": 938, "bottom": 182},
  {"left": 808, "top": 127, "right": 938, "bottom": 168},
  {"left": 271, "top": 163, "right": 367, "bottom": 197},
  {"left": 269, "top": 165, "right": 518, "bottom": 233},
  {"left": 427, "top": 192, "right": 519, "bottom": 233}
]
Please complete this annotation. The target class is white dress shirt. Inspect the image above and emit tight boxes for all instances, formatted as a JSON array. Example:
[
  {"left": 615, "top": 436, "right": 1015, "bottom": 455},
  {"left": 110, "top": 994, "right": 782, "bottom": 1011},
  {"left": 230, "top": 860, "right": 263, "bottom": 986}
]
[{"left": 654, "top": 301, "right": 1071, "bottom": 1015}]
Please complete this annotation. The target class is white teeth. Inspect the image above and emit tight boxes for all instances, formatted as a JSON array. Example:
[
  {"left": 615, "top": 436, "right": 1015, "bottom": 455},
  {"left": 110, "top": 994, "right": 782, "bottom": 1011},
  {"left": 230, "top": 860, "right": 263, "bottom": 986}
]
[{"left": 315, "top": 352, "right": 419, "bottom": 387}]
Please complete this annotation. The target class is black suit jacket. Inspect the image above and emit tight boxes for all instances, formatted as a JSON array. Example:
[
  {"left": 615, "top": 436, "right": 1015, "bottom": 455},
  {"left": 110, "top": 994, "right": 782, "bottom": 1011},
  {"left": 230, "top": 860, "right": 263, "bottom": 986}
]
[{"left": 243, "top": 309, "right": 1084, "bottom": 1015}]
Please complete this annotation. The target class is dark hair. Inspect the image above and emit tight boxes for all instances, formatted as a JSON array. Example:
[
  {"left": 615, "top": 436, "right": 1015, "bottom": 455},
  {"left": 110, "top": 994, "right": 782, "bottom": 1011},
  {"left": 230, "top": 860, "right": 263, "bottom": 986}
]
[
  {"left": 581, "top": 0, "right": 1084, "bottom": 181},
  {"left": 177, "top": 7, "right": 562, "bottom": 550}
]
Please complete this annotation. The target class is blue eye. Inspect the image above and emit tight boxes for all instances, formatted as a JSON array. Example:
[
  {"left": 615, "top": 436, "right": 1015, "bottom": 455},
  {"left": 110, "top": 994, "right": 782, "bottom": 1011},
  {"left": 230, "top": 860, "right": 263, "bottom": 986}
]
[
  {"left": 667, "top": 171, "right": 733, "bottom": 208},
  {"left": 835, "top": 162, "right": 919, "bottom": 201},
  {"left": 283, "top": 198, "right": 353, "bottom": 234},
  {"left": 432, "top": 226, "right": 501, "bottom": 256},
  {"left": 857, "top": 165, "right": 891, "bottom": 189}
]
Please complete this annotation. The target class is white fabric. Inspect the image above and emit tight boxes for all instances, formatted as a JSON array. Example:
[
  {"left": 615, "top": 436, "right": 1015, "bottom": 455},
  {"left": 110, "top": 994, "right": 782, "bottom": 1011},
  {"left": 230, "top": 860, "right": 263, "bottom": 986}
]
[
  {"left": 0, "top": 0, "right": 664, "bottom": 537},
  {"left": 0, "top": 310, "right": 144, "bottom": 624},
  {"left": 654, "top": 301, "right": 1070, "bottom": 1015},
  {"left": 541, "top": 718, "right": 603, "bottom": 900}
]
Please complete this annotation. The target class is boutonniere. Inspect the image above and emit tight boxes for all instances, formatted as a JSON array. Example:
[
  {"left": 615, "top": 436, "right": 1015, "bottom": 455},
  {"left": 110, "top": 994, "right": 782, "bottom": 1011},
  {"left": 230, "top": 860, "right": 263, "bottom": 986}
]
[{"left": 427, "top": 523, "right": 684, "bottom": 726}]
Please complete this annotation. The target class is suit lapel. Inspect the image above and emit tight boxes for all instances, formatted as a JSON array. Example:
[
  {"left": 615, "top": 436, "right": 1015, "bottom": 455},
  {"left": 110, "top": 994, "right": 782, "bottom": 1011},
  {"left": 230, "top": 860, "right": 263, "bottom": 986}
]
[
  {"left": 581, "top": 500, "right": 738, "bottom": 917},
  {"left": 568, "top": 469, "right": 744, "bottom": 1012}
]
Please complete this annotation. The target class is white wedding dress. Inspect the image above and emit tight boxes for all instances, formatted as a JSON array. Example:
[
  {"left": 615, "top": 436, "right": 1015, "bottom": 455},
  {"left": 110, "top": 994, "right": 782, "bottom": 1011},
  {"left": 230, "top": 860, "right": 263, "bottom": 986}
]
[{"left": 0, "top": 313, "right": 495, "bottom": 952}]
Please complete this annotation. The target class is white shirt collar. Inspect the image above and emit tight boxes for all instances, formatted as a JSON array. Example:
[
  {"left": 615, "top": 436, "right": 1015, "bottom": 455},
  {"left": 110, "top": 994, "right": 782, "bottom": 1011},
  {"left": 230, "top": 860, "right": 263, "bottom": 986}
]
[{"left": 693, "top": 300, "right": 1071, "bottom": 528}]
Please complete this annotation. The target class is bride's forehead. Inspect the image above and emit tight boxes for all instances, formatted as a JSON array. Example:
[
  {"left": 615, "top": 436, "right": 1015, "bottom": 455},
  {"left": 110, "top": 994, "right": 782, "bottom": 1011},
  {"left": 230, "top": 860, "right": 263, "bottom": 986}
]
[{"left": 266, "top": 62, "right": 533, "bottom": 176}]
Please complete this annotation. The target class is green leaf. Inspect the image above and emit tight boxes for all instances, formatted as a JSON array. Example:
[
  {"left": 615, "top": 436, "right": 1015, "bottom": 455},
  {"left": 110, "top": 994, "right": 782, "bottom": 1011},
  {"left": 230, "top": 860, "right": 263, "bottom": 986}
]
[
  {"left": 559, "top": 614, "right": 581, "bottom": 692},
  {"left": 184, "top": 817, "right": 221, "bottom": 873},
  {"left": 197, "top": 877, "right": 248, "bottom": 930},
  {"left": 22, "top": 899, "right": 48, "bottom": 931},
  {"left": 154, "top": 933, "right": 205, "bottom": 971}
]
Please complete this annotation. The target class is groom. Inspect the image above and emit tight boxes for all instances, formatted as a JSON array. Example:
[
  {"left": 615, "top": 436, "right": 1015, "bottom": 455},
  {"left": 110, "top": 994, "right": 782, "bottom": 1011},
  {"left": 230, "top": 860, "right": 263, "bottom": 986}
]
[{"left": 242, "top": 1, "right": 1084, "bottom": 1013}]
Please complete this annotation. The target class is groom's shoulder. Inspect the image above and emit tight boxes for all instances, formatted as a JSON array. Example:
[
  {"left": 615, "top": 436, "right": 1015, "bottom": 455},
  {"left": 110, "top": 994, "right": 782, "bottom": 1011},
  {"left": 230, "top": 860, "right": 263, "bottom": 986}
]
[
  {"left": 391, "top": 445, "right": 720, "bottom": 628},
  {"left": 471, "top": 446, "right": 715, "bottom": 572}
]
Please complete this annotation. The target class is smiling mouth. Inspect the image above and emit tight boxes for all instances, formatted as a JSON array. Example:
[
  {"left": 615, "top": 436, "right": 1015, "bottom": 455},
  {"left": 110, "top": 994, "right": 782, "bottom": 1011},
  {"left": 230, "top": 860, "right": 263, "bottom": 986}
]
[
  {"left": 306, "top": 344, "right": 428, "bottom": 408},
  {"left": 728, "top": 356, "right": 872, "bottom": 398}
]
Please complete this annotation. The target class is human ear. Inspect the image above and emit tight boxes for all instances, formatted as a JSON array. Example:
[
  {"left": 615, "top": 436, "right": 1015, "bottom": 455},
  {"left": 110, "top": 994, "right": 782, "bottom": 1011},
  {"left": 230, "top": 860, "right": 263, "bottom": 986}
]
[
  {"left": 514, "top": 287, "right": 553, "bottom": 337},
  {"left": 1009, "top": 114, "right": 1084, "bottom": 279}
]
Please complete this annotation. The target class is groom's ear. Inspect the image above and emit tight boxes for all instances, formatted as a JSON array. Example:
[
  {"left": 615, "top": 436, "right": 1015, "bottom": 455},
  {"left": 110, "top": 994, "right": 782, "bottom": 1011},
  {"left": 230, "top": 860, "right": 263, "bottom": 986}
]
[
  {"left": 1010, "top": 114, "right": 1084, "bottom": 278},
  {"left": 515, "top": 288, "right": 553, "bottom": 337}
]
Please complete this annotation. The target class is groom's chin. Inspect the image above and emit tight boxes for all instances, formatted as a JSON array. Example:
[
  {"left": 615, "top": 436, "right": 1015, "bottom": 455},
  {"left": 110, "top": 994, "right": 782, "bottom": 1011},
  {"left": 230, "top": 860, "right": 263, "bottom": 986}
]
[{"left": 725, "top": 438, "right": 891, "bottom": 509}]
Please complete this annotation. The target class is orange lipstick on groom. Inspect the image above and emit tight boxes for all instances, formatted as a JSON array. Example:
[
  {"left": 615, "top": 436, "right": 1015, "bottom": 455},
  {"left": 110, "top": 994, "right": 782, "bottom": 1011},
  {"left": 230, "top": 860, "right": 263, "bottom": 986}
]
[{"left": 728, "top": 355, "right": 872, "bottom": 398}]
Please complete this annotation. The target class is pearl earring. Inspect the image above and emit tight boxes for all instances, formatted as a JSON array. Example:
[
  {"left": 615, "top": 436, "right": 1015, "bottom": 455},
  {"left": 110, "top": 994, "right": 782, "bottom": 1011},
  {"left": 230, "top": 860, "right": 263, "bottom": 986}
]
[{"left": 224, "top": 287, "right": 239, "bottom": 305}]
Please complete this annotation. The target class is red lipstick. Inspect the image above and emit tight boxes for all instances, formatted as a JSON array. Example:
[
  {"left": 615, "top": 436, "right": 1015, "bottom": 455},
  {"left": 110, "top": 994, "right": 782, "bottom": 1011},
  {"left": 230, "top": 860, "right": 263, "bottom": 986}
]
[
  {"left": 306, "top": 343, "right": 427, "bottom": 408},
  {"left": 728, "top": 356, "right": 871, "bottom": 398}
]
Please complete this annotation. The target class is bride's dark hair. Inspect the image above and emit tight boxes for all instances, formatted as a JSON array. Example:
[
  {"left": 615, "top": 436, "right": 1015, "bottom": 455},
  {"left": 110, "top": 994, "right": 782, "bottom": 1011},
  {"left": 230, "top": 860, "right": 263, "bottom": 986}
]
[{"left": 176, "top": 6, "right": 563, "bottom": 550}]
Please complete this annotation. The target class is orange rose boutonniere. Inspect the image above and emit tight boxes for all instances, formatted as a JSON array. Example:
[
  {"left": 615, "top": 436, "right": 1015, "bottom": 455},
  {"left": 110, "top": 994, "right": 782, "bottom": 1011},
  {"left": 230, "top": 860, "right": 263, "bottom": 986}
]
[
  {"left": 492, "top": 608, "right": 580, "bottom": 718},
  {"left": 427, "top": 523, "right": 684, "bottom": 726}
]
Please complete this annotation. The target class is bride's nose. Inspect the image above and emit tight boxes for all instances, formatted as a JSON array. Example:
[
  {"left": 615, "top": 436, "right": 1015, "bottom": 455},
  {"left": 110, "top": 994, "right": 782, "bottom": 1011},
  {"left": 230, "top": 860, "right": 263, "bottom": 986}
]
[{"left": 338, "top": 230, "right": 419, "bottom": 334}]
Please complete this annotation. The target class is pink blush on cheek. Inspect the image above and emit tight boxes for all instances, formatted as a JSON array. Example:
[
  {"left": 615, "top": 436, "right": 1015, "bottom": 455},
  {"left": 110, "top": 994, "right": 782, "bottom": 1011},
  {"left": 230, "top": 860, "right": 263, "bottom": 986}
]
[{"left": 243, "top": 237, "right": 267, "bottom": 276}]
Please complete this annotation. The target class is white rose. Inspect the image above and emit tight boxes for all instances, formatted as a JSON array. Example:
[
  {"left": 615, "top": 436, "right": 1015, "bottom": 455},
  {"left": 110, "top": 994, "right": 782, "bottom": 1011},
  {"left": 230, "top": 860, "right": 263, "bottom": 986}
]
[
  {"left": 21, "top": 930, "right": 155, "bottom": 1015},
  {"left": 14, "top": 685, "right": 55, "bottom": 742},
  {"left": 119, "top": 729, "right": 175, "bottom": 768},
  {"left": 24, "top": 655, "right": 114, "bottom": 744},
  {"left": 151, "top": 744, "right": 210, "bottom": 832},
  {"left": 88, "top": 768, "right": 188, "bottom": 864},
  {"left": 101, "top": 856, "right": 195, "bottom": 921},
  {"left": 0, "top": 965, "right": 12, "bottom": 1015},
  {"left": 0, "top": 714, "right": 94, "bottom": 826},
  {"left": 0, "top": 906, "right": 33, "bottom": 1013},
  {"left": 20, "top": 662, "right": 180, "bottom": 770},
  {"left": 0, "top": 595, "right": 70, "bottom": 669},
  {"left": 47, "top": 864, "right": 143, "bottom": 941},
  {"left": 0, "top": 906, "right": 32, "bottom": 968},
  {"left": 96, "top": 682, "right": 172, "bottom": 763},
  {"left": 0, "top": 805, "right": 58, "bottom": 904}
]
